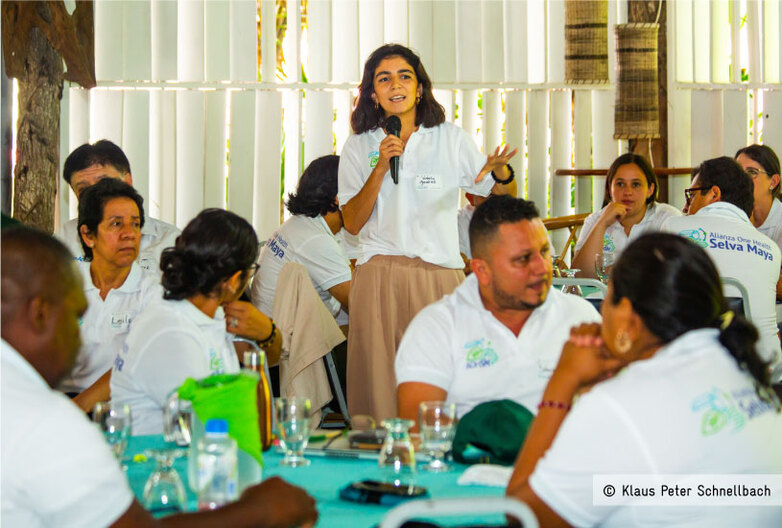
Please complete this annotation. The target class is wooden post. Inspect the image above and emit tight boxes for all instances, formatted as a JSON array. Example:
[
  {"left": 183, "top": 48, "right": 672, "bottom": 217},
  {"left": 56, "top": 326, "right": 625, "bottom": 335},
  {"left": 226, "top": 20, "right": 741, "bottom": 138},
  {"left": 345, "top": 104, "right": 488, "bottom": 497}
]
[{"left": 2, "top": 1, "right": 94, "bottom": 232}]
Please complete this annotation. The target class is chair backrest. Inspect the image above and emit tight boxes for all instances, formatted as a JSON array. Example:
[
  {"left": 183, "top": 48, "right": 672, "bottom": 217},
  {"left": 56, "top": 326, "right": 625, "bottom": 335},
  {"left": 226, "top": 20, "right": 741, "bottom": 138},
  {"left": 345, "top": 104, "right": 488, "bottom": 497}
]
[
  {"left": 721, "top": 277, "right": 752, "bottom": 321},
  {"left": 380, "top": 497, "right": 539, "bottom": 528}
]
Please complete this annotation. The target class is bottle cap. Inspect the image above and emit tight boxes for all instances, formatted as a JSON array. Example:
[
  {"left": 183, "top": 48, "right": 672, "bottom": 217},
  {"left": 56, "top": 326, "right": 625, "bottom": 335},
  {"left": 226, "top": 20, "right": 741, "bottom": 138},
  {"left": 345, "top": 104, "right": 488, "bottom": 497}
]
[{"left": 204, "top": 418, "right": 229, "bottom": 435}]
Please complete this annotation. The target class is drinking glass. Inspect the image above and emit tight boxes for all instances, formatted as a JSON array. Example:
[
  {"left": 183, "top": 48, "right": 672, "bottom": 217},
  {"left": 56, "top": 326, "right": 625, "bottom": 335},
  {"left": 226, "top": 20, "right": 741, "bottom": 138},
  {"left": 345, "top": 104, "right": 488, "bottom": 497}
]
[
  {"left": 559, "top": 268, "right": 582, "bottom": 296},
  {"left": 143, "top": 448, "right": 187, "bottom": 515},
  {"left": 162, "top": 391, "right": 192, "bottom": 447},
  {"left": 378, "top": 418, "right": 417, "bottom": 486},
  {"left": 93, "top": 402, "right": 131, "bottom": 462},
  {"left": 594, "top": 252, "right": 615, "bottom": 284},
  {"left": 275, "top": 397, "right": 311, "bottom": 467},
  {"left": 418, "top": 401, "right": 457, "bottom": 472}
]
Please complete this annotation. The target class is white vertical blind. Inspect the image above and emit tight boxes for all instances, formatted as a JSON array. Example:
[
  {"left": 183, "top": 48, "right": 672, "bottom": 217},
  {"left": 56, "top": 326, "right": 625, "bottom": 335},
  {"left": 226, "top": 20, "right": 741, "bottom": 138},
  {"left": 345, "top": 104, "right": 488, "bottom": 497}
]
[
  {"left": 304, "top": 0, "right": 333, "bottom": 167},
  {"left": 254, "top": 91, "right": 283, "bottom": 240},
  {"left": 67, "top": 88, "right": 90, "bottom": 219},
  {"left": 573, "top": 92, "right": 592, "bottom": 214},
  {"left": 228, "top": 91, "right": 256, "bottom": 221},
  {"left": 203, "top": 91, "right": 228, "bottom": 210},
  {"left": 431, "top": 1, "right": 456, "bottom": 83},
  {"left": 710, "top": 0, "right": 730, "bottom": 84},
  {"left": 693, "top": 0, "right": 711, "bottom": 83},
  {"left": 230, "top": 0, "right": 258, "bottom": 81},
  {"left": 205, "top": 1, "right": 230, "bottom": 81},
  {"left": 527, "top": 90, "right": 549, "bottom": 214},
  {"left": 408, "top": 1, "right": 433, "bottom": 68},
  {"left": 260, "top": 0, "right": 277, "bottom": 82},
  {"left": 122, "top": 92, "right": 150, "bottom": 202},
  {"left": 384, "top": 0, "right": 408, "bottom": 46},
  {"left": 456, "top": 1, "right": 482, "bottom": 83},
  {"left": 765, "top": 0, "right": 781, "bottom": 83},
  {"left": 122, "top": 1, "right": 151, "bottom": 80},
  {"left": 504, "top": 92, "right": 525, "bottom": 197},
  {"left": 175, "top": 91, "right": 206, "bottom": 227},
  {"left": 550, "top": 90, "right": 573, "bottom": 253},
  {"left": 95, "top": 1, "right": 123, "bottom": 81},
  {"left": 481, "top": 1, "right": 503, "bottom": 83},
  {"left": 591, "top": 90, "right": 616, "bottom": 211}
]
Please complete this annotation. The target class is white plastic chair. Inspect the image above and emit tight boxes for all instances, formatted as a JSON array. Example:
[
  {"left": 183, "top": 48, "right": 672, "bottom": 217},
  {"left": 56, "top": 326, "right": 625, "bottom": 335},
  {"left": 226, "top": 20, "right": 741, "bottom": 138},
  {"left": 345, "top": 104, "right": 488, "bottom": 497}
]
[
  {"left": 380, "top": 497, "right": 539, "bottom": 528},
  {"left": 721, "top": 276, "right": 752, "bottom": 321}
]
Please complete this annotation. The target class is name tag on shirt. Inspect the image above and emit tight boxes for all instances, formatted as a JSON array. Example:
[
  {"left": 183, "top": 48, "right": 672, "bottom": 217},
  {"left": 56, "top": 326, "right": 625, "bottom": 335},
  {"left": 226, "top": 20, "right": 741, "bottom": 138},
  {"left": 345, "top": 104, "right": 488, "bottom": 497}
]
[
  {"left": 416, "top": 174, "right": 442, "bottom": 190},
  {"left": 110, "top": 312, "right": 132, "bottom": 332}
]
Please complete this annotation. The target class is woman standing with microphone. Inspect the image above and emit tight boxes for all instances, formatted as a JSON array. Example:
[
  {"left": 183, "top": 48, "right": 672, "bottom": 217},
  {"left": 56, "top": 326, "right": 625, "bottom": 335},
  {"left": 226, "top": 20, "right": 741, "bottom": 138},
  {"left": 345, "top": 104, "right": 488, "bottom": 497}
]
[{"left": 338, "top": 44, "right": 517, "bottom": 421}]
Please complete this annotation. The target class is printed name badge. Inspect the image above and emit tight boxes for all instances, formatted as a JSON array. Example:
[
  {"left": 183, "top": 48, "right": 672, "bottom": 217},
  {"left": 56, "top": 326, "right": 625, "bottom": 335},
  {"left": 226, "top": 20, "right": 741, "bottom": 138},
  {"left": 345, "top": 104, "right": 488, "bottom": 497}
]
[
  {"left": 415, "top": 173, "right": 442, "bottom": 190},
  {"left": 110, "top": 312, "right": 132, "bottom": 332}
]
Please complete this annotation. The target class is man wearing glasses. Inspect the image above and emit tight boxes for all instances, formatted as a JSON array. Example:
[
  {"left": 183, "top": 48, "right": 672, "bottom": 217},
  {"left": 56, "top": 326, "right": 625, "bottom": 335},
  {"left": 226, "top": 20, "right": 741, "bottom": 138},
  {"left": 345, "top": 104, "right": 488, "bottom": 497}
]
[{"left": 663, "top": 156, "right": 781, "bottom": 381}]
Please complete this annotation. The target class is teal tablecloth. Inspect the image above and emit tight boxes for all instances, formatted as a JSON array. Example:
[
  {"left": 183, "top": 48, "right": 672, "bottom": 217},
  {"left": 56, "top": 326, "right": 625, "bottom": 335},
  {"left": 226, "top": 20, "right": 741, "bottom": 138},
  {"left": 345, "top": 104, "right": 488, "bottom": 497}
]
[{"left": 126, "top": 435, "right": 506, "bottom": 527}]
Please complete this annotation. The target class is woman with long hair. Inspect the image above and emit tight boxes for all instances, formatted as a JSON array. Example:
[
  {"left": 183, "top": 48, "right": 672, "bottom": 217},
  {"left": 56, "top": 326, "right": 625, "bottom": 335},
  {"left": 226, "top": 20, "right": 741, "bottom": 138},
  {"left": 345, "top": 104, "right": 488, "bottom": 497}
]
[
  {"left": 111, "top": 209, "right": 280, "bottom": 435},
  {"left": 338, "top": 43, "right": 517, "bottom": 421},
  {"left": 507, "top": 233, "right": 781, "bottom": 526},
  {"left": 572, "top": 153, "right": 680, "bottom": 278}
]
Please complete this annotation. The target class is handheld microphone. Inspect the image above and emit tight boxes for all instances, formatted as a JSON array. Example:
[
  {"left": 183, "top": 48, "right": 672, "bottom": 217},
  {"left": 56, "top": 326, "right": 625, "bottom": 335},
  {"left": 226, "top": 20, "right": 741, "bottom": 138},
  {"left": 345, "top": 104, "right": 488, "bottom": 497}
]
[{"left": 385, "top": 116, "right": 401, "bottom": 184}]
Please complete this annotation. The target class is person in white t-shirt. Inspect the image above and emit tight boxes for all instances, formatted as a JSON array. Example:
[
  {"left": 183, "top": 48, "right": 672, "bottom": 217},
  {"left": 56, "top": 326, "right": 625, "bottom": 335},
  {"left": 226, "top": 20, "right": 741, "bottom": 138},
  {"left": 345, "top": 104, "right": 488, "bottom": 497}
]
[
  {"left": 396, "top": 196, "right": 600, "bottom": 421},
  {"left": 58, "top": 179, "right": 162, "bottom": 414},
  {"left": 112, "top": 209, "right": 281, "bottom": 435},
  {"left": 1, "top": 227, "right": 318, "bottom": 528},
  {"left": 252, "top": 155, "right": 351, "bottom": 326},
  {"left": 56, "top": 140, "right": 180, "bottom": 275},
  {"left": 507, "top": 233, "right": 782, "bottom": 527},
  {"left": 338, "top": 44, "right": 517, "bottom": 421},
  {"left": 735, "top": 144, "right": 782, "bottom": 300},
  {"left": 662, "top": 156, "right": 781, "bottom": 376},
  {"left": 572, "top": 153, "right": 680, "bottom": 278}
]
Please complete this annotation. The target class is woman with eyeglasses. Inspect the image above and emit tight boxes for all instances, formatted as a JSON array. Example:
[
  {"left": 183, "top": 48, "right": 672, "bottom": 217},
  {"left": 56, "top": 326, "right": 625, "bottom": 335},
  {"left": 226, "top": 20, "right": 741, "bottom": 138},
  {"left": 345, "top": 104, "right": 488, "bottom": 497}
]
[
  {"left": 572, "top": 153, "right": 680, "bottom": 278},
  {"left": 507, "top": 233, "right": 782, "bottom": 527},
  {"left": 735, "top": 145, "right": 782, "bottom": 250},
  {"left": 111, "top": 209, "right": 280, "bottom": 435}
]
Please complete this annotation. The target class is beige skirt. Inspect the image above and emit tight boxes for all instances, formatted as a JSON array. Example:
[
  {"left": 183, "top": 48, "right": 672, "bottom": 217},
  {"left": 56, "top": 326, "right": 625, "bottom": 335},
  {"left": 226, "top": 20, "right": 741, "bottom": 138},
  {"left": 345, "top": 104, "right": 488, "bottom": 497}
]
[{"left": 346, "top": 255, "right": 464, "bottom": 422}]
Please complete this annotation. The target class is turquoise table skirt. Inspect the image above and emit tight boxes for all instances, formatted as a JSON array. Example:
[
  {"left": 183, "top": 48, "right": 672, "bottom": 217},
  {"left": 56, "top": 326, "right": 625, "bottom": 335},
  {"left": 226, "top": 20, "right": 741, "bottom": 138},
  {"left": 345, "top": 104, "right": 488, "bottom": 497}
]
[{"left": 126, "top": 435, "right": 506, "bottom": 527}]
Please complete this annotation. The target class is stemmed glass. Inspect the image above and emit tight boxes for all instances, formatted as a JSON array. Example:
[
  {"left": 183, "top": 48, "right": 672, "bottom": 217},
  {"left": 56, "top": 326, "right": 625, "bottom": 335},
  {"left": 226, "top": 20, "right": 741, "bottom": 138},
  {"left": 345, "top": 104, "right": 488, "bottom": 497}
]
[
  {"left": 559, "top": 268, "right": 582, "bottom": 296},
  {"left": 594, "top": 252, "right": 615, "bottom": 284},
  {"left": 93, "top": 402, "right": 131, "bottom": 464},
  {"left": 418, "top": 401, "right": 457, "bottom": 472},
  {"left": 275, "top": 397, "right": 311, "bottom": 467},
  {"left": 143, "top": 448, "right": 187, "bottom": 515}
]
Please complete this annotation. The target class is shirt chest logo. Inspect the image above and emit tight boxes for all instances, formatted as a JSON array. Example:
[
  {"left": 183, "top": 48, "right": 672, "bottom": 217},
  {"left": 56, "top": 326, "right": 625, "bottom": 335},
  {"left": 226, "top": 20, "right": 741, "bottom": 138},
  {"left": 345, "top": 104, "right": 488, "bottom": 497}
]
[
  {"left": 464, "top": 338, "right": 498, "bottom": 369},
  {"left": 208, "top": 349, "right": 226, "bottom": 374},
  {"left": 690, "top": 387, "right": 774, "bottom": 437},
  {"left": 368, "top": 151, "right": 379, "bottom": 168},
  {"left": 602, "top": 235, "right": 616, "bottom": 253}
]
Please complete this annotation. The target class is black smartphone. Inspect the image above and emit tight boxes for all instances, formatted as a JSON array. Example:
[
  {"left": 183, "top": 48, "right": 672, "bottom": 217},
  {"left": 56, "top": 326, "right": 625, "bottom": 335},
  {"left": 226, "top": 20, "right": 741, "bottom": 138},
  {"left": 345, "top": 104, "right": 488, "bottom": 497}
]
[
  {"left": 348, "top": 430, "right": 386, "bottom": 451},
  {"left": 339, "top": 480, "right": 429, "bottom": 506}
]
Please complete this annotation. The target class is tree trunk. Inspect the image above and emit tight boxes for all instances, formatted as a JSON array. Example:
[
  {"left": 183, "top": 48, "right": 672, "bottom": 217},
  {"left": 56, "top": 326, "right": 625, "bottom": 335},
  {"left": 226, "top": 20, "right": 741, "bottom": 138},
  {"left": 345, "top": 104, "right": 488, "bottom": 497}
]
[{"left": 13, "top": 24, "right": 63, "bottom": 233}]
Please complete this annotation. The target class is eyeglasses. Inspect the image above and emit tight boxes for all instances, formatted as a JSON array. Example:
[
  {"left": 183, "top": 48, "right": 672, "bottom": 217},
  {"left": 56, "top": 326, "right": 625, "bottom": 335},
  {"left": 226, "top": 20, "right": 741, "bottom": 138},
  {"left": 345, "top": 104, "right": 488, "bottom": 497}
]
[
  {"left": 745, "top": 167, "right": 769, "bottom": 179},
  {"left": 247, "top": 263, "right": 260, "bottom": 278},
  {"left": 684, "top": 186, "right": 709, "bottom": 202}
]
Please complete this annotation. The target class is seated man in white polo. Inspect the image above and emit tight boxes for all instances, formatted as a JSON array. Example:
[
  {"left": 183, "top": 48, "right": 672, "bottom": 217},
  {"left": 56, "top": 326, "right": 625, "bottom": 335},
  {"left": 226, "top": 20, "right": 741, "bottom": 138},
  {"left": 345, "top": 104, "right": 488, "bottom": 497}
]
[
  {"left": 662, "top": 156, "right": 782, "bottom": 378},
  {"left": 56, "top": 140, "right": 180, "bottom": 275},
  {"left": 251, "top": 155, "right": 351, "bottom": 325},
  {"left": 396, "top": 195, "right": 601, "bottom": 420}
]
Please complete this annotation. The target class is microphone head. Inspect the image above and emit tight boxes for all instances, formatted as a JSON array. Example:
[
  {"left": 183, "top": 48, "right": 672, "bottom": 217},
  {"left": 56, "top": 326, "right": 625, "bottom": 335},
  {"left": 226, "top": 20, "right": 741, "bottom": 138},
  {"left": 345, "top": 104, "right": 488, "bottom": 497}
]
[{"left": 385, "top": 116, "right": 402, "bottom": 136}]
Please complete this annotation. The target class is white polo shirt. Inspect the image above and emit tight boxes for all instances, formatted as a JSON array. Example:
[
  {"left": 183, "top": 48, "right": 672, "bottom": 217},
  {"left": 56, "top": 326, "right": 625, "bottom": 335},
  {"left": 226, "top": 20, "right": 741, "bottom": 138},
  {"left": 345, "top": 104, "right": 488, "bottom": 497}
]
[
  {"left": 58, "top": 261, "right": 162, "bottom": 394},
  {"left": 337, "top": 228, "right": 362, "bottom": 261},
  {"left": 111, "top": 299, "right": 240, "bottom": 436},
  {"left": 758, "top": 198, "right": 782, "bottom": 253},
  {"left": 457, "top": 204, "right": 476, "bottom": 259},
  {"left": 662, "top": 202, "right": 781, "bottom": 365},
  {"left": 1, "top": 340, "right": 133, "bottom": 528},
  {"left": 530, "top": 329, "right": 782, "bottom": 527},
  {"left": 56, "top": 216, "right": 181, "bottom": 275},
  {"left": 575, "top": 201, "right": 681, "bottom": 256},
  {"left": 251, "top": 215, "right": 351, "bottom": 321},
  {"left": 338, "top": 122, "right": 494, "bottom": 269},
  {"left": 395, "top": 274, "right": 601, "bottom": 418}
]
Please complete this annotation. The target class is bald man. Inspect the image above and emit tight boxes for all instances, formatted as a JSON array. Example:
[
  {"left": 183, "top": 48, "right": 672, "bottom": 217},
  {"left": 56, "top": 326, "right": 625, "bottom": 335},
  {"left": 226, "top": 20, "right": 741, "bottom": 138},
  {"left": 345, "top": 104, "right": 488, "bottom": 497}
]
[{"left": 1, "top": 227, "right": 317, "bottom": 528}]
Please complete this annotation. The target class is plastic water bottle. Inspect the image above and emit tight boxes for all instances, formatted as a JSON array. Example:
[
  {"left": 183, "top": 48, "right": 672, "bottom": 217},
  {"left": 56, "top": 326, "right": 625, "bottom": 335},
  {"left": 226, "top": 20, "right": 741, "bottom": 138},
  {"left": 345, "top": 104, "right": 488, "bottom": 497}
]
[{"left": 196, "top": 419, "right": 238, "bottom": 510}]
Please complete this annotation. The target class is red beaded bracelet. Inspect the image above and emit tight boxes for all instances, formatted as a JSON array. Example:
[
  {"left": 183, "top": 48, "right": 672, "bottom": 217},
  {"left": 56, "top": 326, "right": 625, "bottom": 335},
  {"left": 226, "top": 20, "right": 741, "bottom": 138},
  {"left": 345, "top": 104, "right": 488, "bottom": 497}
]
[{"left": 538, "top": 400, "right": 572, "bottom": 411}]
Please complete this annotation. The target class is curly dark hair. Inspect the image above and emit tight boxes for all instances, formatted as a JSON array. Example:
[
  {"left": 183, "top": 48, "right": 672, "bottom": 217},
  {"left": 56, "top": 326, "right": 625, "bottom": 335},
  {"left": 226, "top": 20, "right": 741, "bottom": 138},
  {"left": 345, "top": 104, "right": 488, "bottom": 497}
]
[
  {"left": 77, "top": 178, "right": 145, "bottom": 261},
  {"left": 601, "top": 153, "right": 659, "bottom": 208},
  {"left": 161, "top": 209, "right": 259, "bottom": 300},
  {"left": 286, "top": 155, "right": 340, "bottom": 217},
  {"left": 351, "top": 44, "right": 445, "bottom": 134}
]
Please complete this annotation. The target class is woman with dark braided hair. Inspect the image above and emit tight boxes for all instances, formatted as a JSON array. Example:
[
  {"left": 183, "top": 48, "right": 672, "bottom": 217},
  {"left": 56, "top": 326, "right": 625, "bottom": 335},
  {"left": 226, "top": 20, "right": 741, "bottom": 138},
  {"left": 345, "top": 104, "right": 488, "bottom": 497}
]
[
  {"left": 111, "top": 209, "right": 280, "bottom": 435},
  {"left": 507, "top": 233, "right": 781, "bottom": 527}
]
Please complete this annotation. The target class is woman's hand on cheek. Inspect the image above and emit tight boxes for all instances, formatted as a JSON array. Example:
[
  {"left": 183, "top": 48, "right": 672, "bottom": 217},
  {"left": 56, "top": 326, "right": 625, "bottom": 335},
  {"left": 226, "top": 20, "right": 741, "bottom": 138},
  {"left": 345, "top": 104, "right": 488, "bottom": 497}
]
[{"left": 552, "top": 323, "right": 625, "bottom": 391}]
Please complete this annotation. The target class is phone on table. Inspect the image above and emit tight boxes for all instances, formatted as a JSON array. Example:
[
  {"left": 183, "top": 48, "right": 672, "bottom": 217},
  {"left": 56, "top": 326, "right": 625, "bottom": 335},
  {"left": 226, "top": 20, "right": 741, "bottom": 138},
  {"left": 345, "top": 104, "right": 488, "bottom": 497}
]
[{"left": 339, "top": 480, "right": 429, "bottom": 506}]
